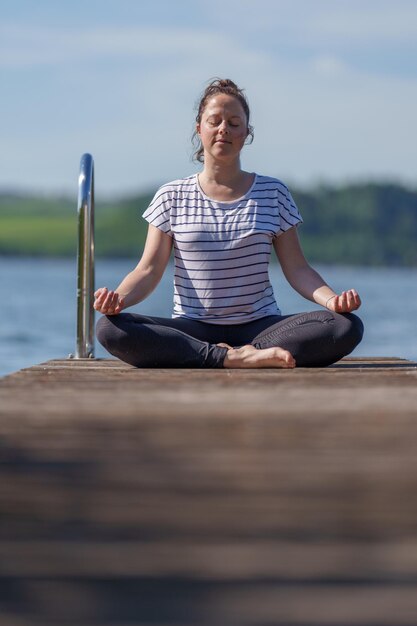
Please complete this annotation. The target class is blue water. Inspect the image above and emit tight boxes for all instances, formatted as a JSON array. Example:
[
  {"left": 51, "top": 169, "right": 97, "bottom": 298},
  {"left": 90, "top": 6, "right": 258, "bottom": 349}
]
[{"left": 1, "top": 257, "right": 416, "bottom": 377}]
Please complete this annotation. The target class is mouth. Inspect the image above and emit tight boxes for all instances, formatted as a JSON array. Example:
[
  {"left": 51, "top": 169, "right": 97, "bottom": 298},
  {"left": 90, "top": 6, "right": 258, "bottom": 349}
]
[{"left": 216, "top": 139, "right": 231, "bottom": 144}]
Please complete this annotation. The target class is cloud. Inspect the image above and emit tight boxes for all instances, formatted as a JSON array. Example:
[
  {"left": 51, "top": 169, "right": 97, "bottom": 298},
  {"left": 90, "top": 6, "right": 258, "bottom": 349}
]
[
  {"left": 0, "top": 22, "right": 266, "bottom": 70},
  {"left": 310, "top": 55, "right": 350, "bottom": 77},
  {"left": 1, "top": 8, "right": 417, "bottom": 194},
  {"left": 306, "top": 2, "right": 417, "bottom": 45},
  {"left": 201, "top": 0, "right": 417, "bottom": 44}
]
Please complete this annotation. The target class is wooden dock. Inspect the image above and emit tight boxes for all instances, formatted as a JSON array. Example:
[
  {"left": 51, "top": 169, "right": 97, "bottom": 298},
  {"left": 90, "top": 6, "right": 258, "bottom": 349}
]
[{"left": 1, "top": 357, "right": 417, "bottom": 626}]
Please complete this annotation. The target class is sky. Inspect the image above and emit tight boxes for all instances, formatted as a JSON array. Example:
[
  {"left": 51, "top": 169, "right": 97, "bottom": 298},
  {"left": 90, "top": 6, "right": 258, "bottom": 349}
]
[{"left": 2, "top": 0, "right": 417, "bottom": 198}]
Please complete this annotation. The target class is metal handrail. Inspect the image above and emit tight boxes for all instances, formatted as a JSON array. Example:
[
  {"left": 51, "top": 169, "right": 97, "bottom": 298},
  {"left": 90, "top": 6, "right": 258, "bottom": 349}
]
[{"left": 75, "top": 153, "right": 95, "bottom": 358}]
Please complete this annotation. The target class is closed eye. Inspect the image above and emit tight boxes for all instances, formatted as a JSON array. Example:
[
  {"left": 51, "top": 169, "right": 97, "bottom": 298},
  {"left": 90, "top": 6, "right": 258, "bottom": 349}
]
[{"left": 207, "top": 117, "right": 242, "bottom": 128}]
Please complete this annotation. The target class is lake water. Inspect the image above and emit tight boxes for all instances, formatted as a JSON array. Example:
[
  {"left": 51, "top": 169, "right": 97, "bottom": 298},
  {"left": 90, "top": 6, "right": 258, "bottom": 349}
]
[{"left": 1, "top": 256, "right": 416, "bottom": 377}]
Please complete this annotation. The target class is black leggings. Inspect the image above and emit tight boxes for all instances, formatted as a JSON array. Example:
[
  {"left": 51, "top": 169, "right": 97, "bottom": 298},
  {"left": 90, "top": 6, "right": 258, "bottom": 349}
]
[{"left": 96, "top": 310, "right": 364, "bottom": 368}]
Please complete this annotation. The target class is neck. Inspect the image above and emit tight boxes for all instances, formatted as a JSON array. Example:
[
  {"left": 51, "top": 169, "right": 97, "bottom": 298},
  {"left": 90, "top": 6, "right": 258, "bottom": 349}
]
[
  {"left": 198, "top": 157, "right": 254, "bottom": 202},
  {"left": 200, "top": 156, "right": 243, "bottom": 186}
]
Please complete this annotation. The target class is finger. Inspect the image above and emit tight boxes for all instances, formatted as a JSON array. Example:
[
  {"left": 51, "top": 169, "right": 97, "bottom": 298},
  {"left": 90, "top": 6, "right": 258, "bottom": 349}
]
[
  {"left": 95, "top": 291, "right": 110, "bottom": 309},
  {"left": 114, "top": 296, "right": 124, "bottom": 312},
  {"left": 349, "top": 289, "right": 361, "bottom": 308},
  {"left": 346, "top": 290, "right": 355, "bottom": 310},
  {"left": 345, "top": 289, "right": 361, "bottom": 311},
  {"left": 109, "top": 292, "right": 123, "bottom": 314},
  {"left": 342, "top": 291, "right": 351, "bottom": 312},
  {"left": 332, "top": 295, "right": 340, "bottom": 311},
  {"left": 93, "top": 289, "right": 108, "bottom": 311},
  {"left": 335, "top": 293, "right": 346, "bottom": 312},
  {"left": 109, "top": 291, "right": 119, "bottom": 310},
  {"left": 101, "top": 290, "right": 115, "bottom": 312},
  {"left": 112, "top": 292, "right": 124, "bottom": 312},
  {"left": 94, "top": 287, "right": 108, "bottom": 299}
]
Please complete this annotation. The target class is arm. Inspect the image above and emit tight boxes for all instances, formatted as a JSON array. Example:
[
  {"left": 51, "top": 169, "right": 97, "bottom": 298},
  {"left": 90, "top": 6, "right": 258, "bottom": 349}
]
[
  {"left": 273, "top": 227, "right": 361, "bottom": 312},
  {"left": 94, "top": 224, "right": 173, "bottom": 315}
]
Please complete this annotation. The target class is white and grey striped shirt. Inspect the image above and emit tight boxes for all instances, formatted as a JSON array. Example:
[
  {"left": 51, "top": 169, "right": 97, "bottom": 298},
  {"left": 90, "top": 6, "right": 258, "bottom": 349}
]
[{"left": 142, "top": 174, "right": 302, "bottom": 324}]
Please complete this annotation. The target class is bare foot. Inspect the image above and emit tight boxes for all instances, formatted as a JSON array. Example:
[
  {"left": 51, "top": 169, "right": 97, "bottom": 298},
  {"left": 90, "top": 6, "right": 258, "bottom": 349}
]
[{"left": 220, "top": 344, "right": 296, "bottom": 369}]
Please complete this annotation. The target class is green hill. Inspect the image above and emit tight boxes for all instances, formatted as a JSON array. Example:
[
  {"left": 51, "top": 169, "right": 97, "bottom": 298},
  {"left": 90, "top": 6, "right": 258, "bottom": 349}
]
[
  {"left": 293, "top": 182, "right": 417, "bottom": 266},
  {"left": 1, "top": 182, "right": 416, "bottom": 265}
]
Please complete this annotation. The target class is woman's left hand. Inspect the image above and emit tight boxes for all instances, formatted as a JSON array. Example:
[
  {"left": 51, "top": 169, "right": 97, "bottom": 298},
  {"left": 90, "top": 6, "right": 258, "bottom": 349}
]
[{"left": 326, "top": 289, "right": 361, "bottom": 313}]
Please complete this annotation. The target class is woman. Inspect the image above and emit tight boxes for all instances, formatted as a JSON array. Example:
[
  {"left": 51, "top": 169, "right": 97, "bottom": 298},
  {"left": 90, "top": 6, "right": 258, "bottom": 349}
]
[{"left": 95, "top": 78, "right": 363, "bottom": 368}]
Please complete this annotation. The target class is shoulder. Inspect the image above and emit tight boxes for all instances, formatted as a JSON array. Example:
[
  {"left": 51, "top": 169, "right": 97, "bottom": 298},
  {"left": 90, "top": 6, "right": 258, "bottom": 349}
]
[
  {"left": 253, "top": 174, "right": 292, "bottom": 196},
  {"left": 253, "top": 174, "right": 302, "bottom": 224},
  {"left": 144, "top": 175, "right": 197, "bottom": 218},
  {"left": 155, "top": 175, "right": 197, "bottom": 198}
]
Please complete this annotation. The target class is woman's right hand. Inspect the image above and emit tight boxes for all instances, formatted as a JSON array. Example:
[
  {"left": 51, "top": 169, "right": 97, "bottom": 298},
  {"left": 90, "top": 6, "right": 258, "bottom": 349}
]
[{"left": 93, "top": 287, "right": 125, "bottom": 315}]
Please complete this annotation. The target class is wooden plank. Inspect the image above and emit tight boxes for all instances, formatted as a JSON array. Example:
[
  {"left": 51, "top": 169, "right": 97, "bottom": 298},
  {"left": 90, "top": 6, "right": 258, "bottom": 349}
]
[{"left": 1, "top": 358, "right": 417, "bottom": 625}]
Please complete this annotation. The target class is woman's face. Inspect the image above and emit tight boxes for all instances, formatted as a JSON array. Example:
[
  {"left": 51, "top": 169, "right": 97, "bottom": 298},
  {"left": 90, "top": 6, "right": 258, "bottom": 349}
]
[{"left": 196, "top": 94, "right": 249, "bottom": 162}]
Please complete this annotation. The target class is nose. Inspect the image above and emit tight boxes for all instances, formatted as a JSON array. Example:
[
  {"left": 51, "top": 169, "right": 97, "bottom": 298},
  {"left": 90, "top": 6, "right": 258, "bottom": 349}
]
[{"left": 218, "top": 120, "right": 229, "bottom": 134}]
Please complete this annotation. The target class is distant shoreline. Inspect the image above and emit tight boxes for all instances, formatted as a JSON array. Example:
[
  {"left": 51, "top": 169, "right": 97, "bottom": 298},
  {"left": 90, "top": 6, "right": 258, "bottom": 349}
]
[{"left": 1, "top": 182, "right": 416, "bottom": 266}]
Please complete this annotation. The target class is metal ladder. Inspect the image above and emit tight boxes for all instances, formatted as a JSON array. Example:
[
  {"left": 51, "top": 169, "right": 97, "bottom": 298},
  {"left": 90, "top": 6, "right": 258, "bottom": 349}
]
[{"left": 73, "top": 153, "right": 95, "bottom": 358}]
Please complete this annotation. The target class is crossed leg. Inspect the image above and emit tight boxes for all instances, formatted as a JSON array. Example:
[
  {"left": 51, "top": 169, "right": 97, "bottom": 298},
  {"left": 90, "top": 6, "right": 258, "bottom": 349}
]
[{"left": 96, "top": 310, "right": 363, "bottom": 369}]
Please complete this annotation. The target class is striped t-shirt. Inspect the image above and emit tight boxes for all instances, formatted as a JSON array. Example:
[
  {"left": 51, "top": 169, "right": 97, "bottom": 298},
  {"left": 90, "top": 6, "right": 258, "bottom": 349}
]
[{"left": 142, "top": 173, "right": 303, "bottom": 324}]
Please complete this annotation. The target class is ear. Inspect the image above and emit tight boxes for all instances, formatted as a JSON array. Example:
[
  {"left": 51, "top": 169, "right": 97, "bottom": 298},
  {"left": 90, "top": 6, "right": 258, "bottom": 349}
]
[{"left": 196, "top": 124, "right": 201, "bottom": 136}]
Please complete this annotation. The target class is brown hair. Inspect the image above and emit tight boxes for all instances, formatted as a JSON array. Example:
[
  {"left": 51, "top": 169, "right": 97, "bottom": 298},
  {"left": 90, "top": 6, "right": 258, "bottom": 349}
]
[{"left": 192, "top": 78, "right": 254, "bottom": 163}]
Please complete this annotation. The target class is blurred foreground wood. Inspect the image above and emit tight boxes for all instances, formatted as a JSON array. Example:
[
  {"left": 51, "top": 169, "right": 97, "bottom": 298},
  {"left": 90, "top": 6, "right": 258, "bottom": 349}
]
[{"left": 1, "top": 357, "right": 417, "bottom": 626}]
